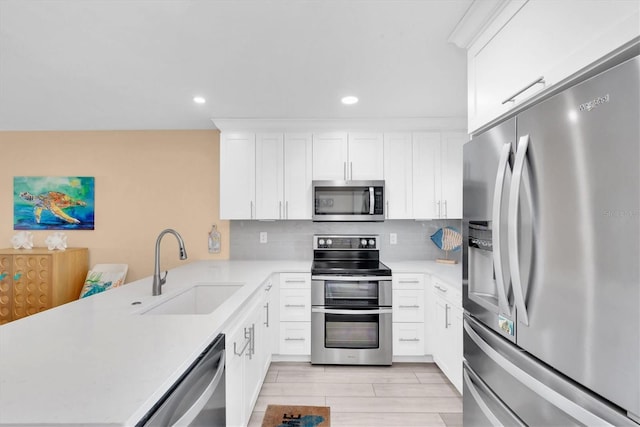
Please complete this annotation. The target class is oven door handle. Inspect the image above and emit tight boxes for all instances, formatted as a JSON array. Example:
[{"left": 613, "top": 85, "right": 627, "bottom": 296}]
[
  {"left": 311, "top": 275, "right": 391, "bottom": 281},
  {"left": 312, "top": 307, "right": 392, "bottom": 315}
]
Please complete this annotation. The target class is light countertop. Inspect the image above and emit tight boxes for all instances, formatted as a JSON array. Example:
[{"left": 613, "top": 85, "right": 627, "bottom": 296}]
[{"left": 0, "top": 259, "right": 459, "bottom": 425}]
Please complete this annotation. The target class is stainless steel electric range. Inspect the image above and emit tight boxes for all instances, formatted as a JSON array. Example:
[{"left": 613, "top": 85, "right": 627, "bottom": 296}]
[{"left": 310, "top": 235, "right": 392, "bottom": 365}]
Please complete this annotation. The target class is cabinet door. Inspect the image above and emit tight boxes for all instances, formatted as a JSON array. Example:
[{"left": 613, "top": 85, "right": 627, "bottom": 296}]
[
  {"left": 220, "top": 133, "right": 256, "bottom": 219},
  {"left": 383, "top": 133, "right": 413, "bottom": 219},
  {"left": 255, "top": 133, "right": 284, "bottom": 220},
  {"left": 312, "top": 133, "right": 348, "bottom": 180},
  {"left": 348, "top": 133, "right": 384, "bottom": 180},
  {"left": 412, "top": 132, "right": 441, "bottom": 219},
  {"left": 226, "top": 321, "right": 248, "bottom": 427},
  {"left": 0, "top": 255, "right": 13, "bottom": 324},
  {"left": 284, "top": 134, "right": 313, "bottom": 219},
  {"left": 440, "top": 132, "right": 466, "bottom": 219},
  {"left": 13, "top": 254, "right": 51, "bottom": 319}
]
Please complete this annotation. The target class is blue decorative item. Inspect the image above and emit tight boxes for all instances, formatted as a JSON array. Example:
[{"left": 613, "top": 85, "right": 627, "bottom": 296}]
[{"left": 431, "top": 226, "right": 462, "bottom": 264}]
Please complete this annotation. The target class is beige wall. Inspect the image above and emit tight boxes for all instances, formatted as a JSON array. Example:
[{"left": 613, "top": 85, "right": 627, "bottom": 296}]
[{"left": 0, "top": 130, "right": 229, "bottom": 282}]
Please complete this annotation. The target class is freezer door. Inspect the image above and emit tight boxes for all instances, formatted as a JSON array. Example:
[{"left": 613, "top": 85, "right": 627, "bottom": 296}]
[
  {"left": 463, "top": 117, "right": 517, "bottom": 342},
  {"left": 512, "top": 54, "right": 640, "bottom": 417},
  {"left": 464, "top": 315, "right": 637, "bottom": 426}
]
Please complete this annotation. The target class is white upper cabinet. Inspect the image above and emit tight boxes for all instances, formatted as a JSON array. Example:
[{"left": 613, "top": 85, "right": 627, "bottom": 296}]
[
  {"left": 220, "top": 133, "right": 256, "bottom": 220},
  {"left": 255, "top": 133, "right": 284, "bottom": 220},
  {"left": 412, "top": 132, "right": 440, "bottom": 219},
  {"left": 312, "top": 133, "right": 349, "bottom": 180},
  {"left": 348, "top": 133, "right": 384, "bottom": 180},
  {"left": 383, "top": 133, "right": 414, "bottom": 219},
  {"left": 283, "top": 134, "right": 313, "bottom": 219},
  {"left": 312, "top": 132, "right": 384, "bottom": 180},
  {"left": 439, "top": 132, "right": 466, "bottom": 219},
  {"left": 467, "top": 0, "right": 640, "bottom": 133},
  {"left": 412, "top": 131, "right": 465, "bottom": 219}
]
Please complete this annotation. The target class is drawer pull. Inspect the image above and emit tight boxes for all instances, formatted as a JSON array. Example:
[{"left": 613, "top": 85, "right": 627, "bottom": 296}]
[
  {"left": 502, "top": 77, "right": 545, "bottom": 105},
  {"left": 435, "top": 285, "right": 448, "bottom": 293},
  {"left": 398, "top": 305, "right": 420, "bottom": 309},
  {"left": 284, "top": 337, "right": 306, "bottom": 341},
  {"left": 285, "top": 304, "right": 306, "bottom": 308},
  {"left": 399, "top": 280, "right": 420, "bottom": 283},
  {"left": 285, "top": 279, "right": 307, "bottom": 283},
  {"left": 399, "top": 338, "right": 420, "bottom": 342}
]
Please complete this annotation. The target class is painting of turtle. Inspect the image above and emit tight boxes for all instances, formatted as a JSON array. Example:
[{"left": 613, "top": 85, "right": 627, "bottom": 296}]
[{"left": 14, "top": 176, "right": 95, "bottom": 230}]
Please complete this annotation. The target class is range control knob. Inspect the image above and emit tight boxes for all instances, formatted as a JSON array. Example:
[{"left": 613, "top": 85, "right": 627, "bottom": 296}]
[
  {"left": 361, "top": 239, "right": 368, "bottom": 246},
  {"left": 318, "top": 239, "right": 325, "bottom": 246},
  {"left": 368, "top": 239, "right": 376, "bottom": 246},
  {"left": 326, "top": 239, "right": 333, "bottom": 246}
]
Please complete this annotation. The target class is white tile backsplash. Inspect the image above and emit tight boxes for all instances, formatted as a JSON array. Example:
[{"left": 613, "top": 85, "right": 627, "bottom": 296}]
[{"left": 230, "top": 219, "right": 462, "bottom": 261}]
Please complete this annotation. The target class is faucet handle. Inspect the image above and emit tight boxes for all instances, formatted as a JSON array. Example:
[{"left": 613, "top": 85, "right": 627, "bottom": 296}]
[{"left": 160, "top": 271, "right": 168, "bottom": 286}]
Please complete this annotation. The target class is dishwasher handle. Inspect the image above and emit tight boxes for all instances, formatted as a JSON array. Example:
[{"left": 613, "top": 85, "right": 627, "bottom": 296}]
[{"left": 171, "top": 350, "right": 225, "bottom": 426}]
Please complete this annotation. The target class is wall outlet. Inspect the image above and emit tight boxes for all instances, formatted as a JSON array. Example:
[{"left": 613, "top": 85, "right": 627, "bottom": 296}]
[
  {"left": 390, "top": 233, "right": 397, "bottom": 245},
  {"left": 259, "top": 232, "right": 268, "bottom": 244}
]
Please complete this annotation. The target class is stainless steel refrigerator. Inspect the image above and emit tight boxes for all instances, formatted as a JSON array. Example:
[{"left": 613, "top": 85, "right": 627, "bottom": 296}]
[{"left": 462, "top": 42, "right": 640, "bottom": 426}]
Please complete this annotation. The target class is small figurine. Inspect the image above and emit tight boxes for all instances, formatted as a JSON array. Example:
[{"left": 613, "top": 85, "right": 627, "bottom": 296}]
[
  {"left": 45, "top": 232, "right": 67, "bottom": 251},
  {"left": 11, "top": 231, "right": 34, "bottom": 249}
]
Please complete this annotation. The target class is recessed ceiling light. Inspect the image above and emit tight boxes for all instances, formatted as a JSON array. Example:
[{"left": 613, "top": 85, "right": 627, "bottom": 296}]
[
  {"left": 193, "top": 96, "right": 206, "bottom": 104},
  {"left": 341, "top": 96, "right": 359, "bottom": 105}
]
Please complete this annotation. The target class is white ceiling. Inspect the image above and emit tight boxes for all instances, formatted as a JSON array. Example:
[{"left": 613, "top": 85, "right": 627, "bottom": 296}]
[{"left": 0, "top": 0, "right": 472, "bottom": 131}]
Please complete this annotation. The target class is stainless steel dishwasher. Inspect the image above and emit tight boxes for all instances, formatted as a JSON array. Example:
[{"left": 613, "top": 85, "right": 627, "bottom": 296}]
[{"left": 137, "top": 334, "right": 225, "bottom": 427}]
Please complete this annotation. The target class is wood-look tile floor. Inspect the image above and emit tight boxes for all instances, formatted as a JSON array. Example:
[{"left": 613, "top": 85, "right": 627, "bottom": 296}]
[{"left": 248, "top": 362, "right": 462, "bottom": 427}]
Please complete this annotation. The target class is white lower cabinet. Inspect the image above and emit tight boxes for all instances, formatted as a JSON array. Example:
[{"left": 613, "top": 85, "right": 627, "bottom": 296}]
[
  {"left": 392, "top": 273, "right": 427, "bottom": 357},
  {"left": 278, "top": 273, "right": 311, "bottom": 356},
  {"left": 225, "top": 292, "right": 261, "bottom": 427},
  {"left": 432, "top": 277, "right": 463, "bottom": 393}
]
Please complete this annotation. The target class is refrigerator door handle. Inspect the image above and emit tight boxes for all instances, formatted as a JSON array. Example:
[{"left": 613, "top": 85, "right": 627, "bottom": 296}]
[
  {"left": 464, "top": 320, "right": 616, "bottom": 426},
  {"left": 463, "top": 362, "right": 525, "bottom": 427},
  {"left": 508, "top": 134, "right": 530, "bottom": 326},
  {"left": 492, "top": 142, "right": 512, "bottom": 316}
]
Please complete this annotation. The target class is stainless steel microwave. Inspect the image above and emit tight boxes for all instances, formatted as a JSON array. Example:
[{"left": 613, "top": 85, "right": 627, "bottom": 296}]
[{"left": 312, "top": 180, "right": 385, "bottom": 221}]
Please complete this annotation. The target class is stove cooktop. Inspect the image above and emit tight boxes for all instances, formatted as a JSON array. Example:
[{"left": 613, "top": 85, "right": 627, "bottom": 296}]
[{"left": 311, "top": 260, "right": 392, "bottom": 276}]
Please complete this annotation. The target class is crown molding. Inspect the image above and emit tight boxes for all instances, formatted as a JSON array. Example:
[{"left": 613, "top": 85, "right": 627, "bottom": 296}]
[
  {"left": 210, "top": 117, "right": 467, "bottom": 133},
  {"left": 447, "top": 0, "right": 517, "bottom": 49}
]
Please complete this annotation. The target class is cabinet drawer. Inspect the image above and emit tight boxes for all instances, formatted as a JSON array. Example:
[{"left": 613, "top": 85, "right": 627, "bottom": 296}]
[
  {"left": 392, "top": 289, "right": 425, "bottom": 323},
  {"left": 432, "top": 276, "right": 461, "bottom": 308},
  {"left": 279, "top": 322, "right": 311, "bottom": 355},
  {"left": 392, "top": 273, "right": 425, "bottom": 290},
  {"left": 279, "top": 288, "right": 310, "bottom": 322},
  {"left": 392, "top": 323, "right": 425, "bottom": 356},
  {"left": 280, "top": 272, "right": 311, "bottom": 289}
]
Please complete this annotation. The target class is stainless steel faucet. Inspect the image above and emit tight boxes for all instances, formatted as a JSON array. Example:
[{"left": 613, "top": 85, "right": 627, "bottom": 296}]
[{"left": 152, "top": 229, "right": 188, "bottom": 296}]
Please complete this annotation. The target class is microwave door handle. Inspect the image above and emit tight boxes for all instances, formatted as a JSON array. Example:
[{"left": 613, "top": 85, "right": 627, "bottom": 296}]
[
  {"left": 369, "top": 187, "right": 374, "bottom": 215},
  {"left": 492, "top": 142, "right": 512, "bottom": 317},
  {"left": 508, "top": 135, "right": 530, "bottom": 326}
]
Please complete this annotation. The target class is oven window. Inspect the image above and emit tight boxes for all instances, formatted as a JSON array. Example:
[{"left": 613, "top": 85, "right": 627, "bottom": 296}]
[
  {"left": 325, "top": 281, "right": 378, "bottom": 307},
  {"left": 325, "top": 313, "right": 379, "bottom": 349}
]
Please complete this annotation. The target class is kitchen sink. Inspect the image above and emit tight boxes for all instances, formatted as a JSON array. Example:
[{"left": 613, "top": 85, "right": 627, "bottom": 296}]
[{"left": 139, "top": 283, "right": 244, "bottom": 315}]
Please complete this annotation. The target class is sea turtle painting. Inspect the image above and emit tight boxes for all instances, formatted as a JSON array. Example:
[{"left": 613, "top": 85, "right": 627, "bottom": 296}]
[{"left": 19, "top": 191, "right": 87, "bottom": 224}]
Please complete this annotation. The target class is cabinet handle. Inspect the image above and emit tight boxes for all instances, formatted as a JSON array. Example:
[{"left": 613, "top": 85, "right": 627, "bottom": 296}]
[
  {"left": 386, "top": 201, "right": 389, "bottom": 219},
  {"left": 437, "top": 200, "right": 441, "bottom": 218},
  {"left": 399, "top": 280, "right": 420, "bottom": 284},
  {"left": 285, "top": 280, "right": 307, "bottom": 284},
  {"left": 445, "top": 304, "right": 451, "bottom": 328},
  {"left": 264, "top": 303, "right": 270, "bottom": 327},
  {"left": 286, "top": 201, "right": 289, "bottom": 219},
  {"left": 250, "top": 201, "right": 254, "bottom": 219},
  {"left": 343, "top": 162, "right": 347, "bottom": 180},
  {"left": 399, "top": 338, "right": 420, "bottom": 342},
  {"left": 264, "top": 284, "right": 273, "bottom": 291},
  {"left": 285, "top": 304, "right": 306, "bottom": 308},
  {"left": 435, "top": 285, "right": 448, "bottom": 293},
  {"left": 399, "top": 305, "right": 420, "bottom": 309},
  {"left": 279, "top": 201, "right": 282, "bottom": 220},
  {"left": 284, "top": 337, "right": 306, "bottom": 341},
  {"left": 501, "top": 76, "right": 545, "bottom": 105},
  {"left": 350, "top": 162, "right": 353, "bottom": 180},
  {"left": 444, "top": 200, "right": 448, "bottom": 218}
]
